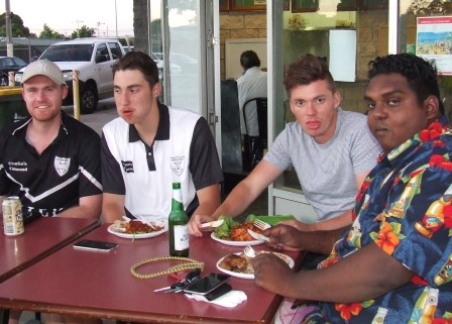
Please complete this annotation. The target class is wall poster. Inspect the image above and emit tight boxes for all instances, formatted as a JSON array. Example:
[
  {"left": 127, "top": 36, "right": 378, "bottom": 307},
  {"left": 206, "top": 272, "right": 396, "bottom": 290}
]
[{"left": 416, "top": 16, "right": 452, "bottom": 75}]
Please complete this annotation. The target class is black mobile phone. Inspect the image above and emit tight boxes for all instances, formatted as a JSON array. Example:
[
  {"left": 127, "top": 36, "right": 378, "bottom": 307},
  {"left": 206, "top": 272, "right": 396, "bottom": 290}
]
[
  {"left": 73, "top": 240, "right": 118, "bottom": 252},
  {"left": 183, "top": 273, "right": 231, "bottom": 296},
  {"left": 204, "top": 283, "right": 232, "bottom": 301}
]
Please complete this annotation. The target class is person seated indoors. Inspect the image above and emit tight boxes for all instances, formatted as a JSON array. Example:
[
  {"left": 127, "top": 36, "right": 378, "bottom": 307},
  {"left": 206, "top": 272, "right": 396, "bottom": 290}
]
[
  {"left": 237, "top": 50, "right": 268, "bottom": 137},
  {"left": 251, "top": 53, "right": 452, "bottom": 323},
  {"left": 189, "top": 54, "right": 381, "bottom": 236}
]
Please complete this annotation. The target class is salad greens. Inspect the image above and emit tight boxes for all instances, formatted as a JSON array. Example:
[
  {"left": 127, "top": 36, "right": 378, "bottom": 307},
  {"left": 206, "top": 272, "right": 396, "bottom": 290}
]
[
  {"left": 213, "top": 215, "right": 238, "bottom": 239},
  {"left": 213, "top": 214, "right": 296, "bottom": 239}
]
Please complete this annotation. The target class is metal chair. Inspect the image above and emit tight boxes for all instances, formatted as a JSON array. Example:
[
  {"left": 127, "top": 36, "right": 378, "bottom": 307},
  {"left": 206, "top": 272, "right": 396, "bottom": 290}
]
[{"left": 242, "top": 97, "right": 268, "bottom": 170}]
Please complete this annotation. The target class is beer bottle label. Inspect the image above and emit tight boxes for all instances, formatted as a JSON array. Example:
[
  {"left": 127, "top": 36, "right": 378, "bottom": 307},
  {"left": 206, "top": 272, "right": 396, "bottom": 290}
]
[{"left": 173, "top": 224, "right": 189, "bottom": 251}]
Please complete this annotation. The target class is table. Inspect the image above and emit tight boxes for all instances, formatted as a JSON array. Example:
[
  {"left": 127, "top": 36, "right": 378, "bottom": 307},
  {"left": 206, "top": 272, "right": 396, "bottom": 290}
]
[
  {"left": 0, "top": 224, "right": 304, "bottom": 323},
  {"left": 0, "top": 217, "right": 100, "bottom": 283}
]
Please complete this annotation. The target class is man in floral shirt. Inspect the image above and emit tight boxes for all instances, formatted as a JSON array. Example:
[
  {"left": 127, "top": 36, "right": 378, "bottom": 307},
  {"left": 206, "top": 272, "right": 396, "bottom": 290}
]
[{"left": 251, "top": 53, "right": 452, "bottom": 323}]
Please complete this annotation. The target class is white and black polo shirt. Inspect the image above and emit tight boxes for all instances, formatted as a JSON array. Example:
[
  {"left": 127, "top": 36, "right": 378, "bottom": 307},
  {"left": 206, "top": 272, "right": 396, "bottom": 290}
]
[
  {"left": 0, "top": 113, "right": 103, "bottom": 218},
  {"left": 101, "top": 103, "right": 223, "bottom": 220}
]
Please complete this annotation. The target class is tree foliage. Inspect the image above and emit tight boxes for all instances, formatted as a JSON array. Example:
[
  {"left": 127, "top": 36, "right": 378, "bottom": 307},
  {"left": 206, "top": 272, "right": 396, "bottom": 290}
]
[
  {"left": 0, "top": 12, "right": 33, "bottom": 38},
  {"left": 39, "top": 24, "right": 65, "bottom": 39},
  {"left": 70, "top": 25, "right": 95, "bottom": 39}
]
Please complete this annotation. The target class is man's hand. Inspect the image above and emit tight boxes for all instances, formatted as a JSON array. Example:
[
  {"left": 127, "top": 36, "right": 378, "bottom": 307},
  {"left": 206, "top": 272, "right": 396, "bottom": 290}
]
[
  {"left": 188, "top": 214, "right": 216, "bottom": 237},
  {"left": 251, "top": 253, "right": 296, "bottom": 294},
  {"left": 264, "top": 224, "right": 304, "bottom": 251}
]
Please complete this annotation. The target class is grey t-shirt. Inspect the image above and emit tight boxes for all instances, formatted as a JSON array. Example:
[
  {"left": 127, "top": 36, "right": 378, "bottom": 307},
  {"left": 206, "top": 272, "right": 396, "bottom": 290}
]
[{"left": 265, "top": 108, "right": 381, "bottom": 222}]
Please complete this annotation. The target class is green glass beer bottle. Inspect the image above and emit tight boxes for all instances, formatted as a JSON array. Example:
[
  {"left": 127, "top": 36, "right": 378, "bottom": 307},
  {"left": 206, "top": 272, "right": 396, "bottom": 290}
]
[{"left": 168, "top": 182, "right": 189, "bottom": 257}]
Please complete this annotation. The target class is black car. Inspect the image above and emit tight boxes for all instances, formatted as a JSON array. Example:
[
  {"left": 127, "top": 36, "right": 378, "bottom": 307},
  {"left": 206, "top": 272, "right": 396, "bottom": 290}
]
[{"left": 0, "top": 56, "right": 27, "bottom": 86}]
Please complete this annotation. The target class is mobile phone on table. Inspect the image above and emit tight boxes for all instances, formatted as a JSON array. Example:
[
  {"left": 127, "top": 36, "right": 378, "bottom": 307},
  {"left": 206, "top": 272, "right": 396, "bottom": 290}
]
[
  {"left": 183, "top": 273, "right": 231, "bottom": 296},
  {"left": 73, "top": 239, "right": 118, "bottom": 252}
]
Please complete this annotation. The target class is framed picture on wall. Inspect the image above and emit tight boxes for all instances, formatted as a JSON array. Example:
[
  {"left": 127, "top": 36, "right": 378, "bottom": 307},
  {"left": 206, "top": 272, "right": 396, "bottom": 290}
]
[
  {"left": 230, "top": 0, "right": 266, "bottom": 11},
  {"left": 358, "top": 0, "right": 388, "bottom": 10},
  {"left": 220, "top": 0, "right": 229, "bottom": 11},
  {"left": 337, "top": 0, "right": 358, "bottom": 11},
  {"left": 284, "top": 0, "right": 290, "bottom": 11},
  {"left": 292, "top": 0, "right": 319, "bottom": 13}
]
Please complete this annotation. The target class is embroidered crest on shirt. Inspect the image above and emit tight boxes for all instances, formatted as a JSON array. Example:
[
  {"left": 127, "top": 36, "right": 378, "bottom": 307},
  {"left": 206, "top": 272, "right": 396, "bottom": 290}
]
[
  {"left": 54, "top": 156, "right": 70, "bottom": 176},
  {"left": 121, "top": 160, "right": 134, "bottom": 173},
  {"left": 170, "top": 155, "right": 185, "bottom": 176}
]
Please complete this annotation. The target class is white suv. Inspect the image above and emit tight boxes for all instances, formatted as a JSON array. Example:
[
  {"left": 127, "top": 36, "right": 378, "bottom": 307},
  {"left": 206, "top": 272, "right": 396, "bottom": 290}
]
[{"left": 15, "top": 38, "right": 125, "bottom": 114}]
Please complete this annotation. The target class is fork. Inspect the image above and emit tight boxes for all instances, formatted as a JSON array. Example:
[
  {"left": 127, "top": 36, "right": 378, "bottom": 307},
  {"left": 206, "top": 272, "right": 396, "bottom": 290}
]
[
  {"left": 253, "top": 219, "right": 271, "bottom": 230},
  {"left": 134, "top": 215, "right": 157, "bottom": 230},
  {"left": 243, "top": 245, "right": 256, "bottom": 258}
]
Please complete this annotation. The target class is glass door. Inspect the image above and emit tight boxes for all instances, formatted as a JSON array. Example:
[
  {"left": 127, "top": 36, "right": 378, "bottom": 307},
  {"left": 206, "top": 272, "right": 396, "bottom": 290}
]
[
  {"left": 268, "top": 0, "right": 389, "bottom": 220},
  {"left": 149, "top": 0, "right": 221, "bottom": 142}
]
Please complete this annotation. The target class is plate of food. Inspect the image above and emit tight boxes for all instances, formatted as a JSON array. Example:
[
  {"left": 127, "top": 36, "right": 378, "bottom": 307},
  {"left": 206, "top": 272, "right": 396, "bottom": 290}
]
[
  {"left": 108, "top": 219, "right": 167, "bottom": 239},
  {"left": 216, "top": 251, "right": 294, "bottom": 280},
  {"left": 210, "top": 232, "right": 264, "bottom": 246},
  {"left": 210, "top": 216, "right": 266, "bottom": 246}
]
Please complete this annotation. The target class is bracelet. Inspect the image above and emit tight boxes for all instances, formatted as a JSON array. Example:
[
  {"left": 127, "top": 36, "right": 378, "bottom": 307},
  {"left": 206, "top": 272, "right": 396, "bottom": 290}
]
[{"left": 130, "top": 256, "right": 204, "bottom": 279}]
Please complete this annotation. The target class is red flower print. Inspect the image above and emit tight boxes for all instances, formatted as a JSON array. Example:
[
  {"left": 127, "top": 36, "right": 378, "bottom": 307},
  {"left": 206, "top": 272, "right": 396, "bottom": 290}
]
[
  {"left": 443, "top": 205, "right": 452, "bottom": 228},
  {"left": 420, "top": 121, "right": 444, "bottom": 142},
  {"left": 374, "top": 222, "right": 399, "bottom": 255},
  {"left": 335, "top": 302, "right": 363, "bottom": 320},
  {"left": 430, "top": 155, "right": 452, "bottom": 172},
  {"left": 432, "top": 318, "right": 452, "bottom": 324},
  {"left": 321, "top": 255, "right": 339, "bottom": 268},
  {"left": 411, "top": 275, "right": 428, "bottom": 286}
]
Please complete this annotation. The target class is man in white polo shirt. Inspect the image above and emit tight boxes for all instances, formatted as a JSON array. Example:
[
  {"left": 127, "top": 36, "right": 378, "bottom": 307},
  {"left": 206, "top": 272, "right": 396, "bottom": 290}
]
[{"left": 101, "top": 51, "right": 223, "bottom": 223}]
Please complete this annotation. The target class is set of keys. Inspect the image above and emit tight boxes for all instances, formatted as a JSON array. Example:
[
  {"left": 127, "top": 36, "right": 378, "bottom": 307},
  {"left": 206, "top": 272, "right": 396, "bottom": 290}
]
[{"left": 153, "top": 268, "right": 201, "bottom": 293}]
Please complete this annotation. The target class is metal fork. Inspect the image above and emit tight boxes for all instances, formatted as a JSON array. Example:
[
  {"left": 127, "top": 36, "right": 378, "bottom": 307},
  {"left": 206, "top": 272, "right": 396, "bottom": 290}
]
[
  {"left": 244, "top": 245, "right": 256, "bottom": 258},
  {"left": 253, "top": 219, "right": 271, "bottom": 230},
  {"left": 134, "top": 215, "right": 157, "bottom": 230}
]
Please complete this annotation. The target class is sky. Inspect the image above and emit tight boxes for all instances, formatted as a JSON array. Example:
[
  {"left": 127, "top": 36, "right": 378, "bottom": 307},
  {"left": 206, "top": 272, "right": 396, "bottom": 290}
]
[{"left": 0, "top": 0, "right": 136, "bottom": 37}]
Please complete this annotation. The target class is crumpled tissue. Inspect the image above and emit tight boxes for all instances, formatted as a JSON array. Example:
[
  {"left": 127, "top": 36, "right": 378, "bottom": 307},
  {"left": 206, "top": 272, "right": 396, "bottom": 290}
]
[{"left": 185, "top": 290, "right": 247, "bottom": 308}]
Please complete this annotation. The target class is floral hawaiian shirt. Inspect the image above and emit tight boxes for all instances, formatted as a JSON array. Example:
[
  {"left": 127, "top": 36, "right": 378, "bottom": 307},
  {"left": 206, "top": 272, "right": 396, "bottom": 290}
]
[{"left": 319, "top": 117, "right": 452, "bottom": 323}]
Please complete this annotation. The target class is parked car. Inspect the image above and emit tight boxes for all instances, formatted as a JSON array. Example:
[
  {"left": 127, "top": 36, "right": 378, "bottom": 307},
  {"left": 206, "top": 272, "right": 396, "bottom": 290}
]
[
  {"left": 14, "top": 38, "right": 125, "bottom": 114},
  {"left": 0, "top": 56, "right": 27, "bottom": 86},
  {"left": 123, "top": 45, "right": 134, "bottom": 53},
  {"left": 169, "top": 53, "right": 198, "bottom": 73}
]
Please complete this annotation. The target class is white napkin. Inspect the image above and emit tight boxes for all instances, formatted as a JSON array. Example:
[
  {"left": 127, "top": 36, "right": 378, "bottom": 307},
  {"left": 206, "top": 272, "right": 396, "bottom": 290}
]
[{"left": 185, "top": 290, "right": 247, "bottom": 308}]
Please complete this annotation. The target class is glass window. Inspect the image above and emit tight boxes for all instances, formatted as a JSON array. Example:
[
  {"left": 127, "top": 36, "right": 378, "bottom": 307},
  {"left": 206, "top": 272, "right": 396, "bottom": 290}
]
[
  {"left": 108, "top": 42, "right": 123, "bottom": 59},
  {"left": 96, "top": 43, "right": 110, "bottom": 63}
]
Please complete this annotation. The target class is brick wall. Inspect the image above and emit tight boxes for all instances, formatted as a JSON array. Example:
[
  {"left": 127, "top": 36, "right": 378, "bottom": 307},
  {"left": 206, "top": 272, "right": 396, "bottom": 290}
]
[{"left": 220, "top": 11, "right": 267, "bottom": 80}]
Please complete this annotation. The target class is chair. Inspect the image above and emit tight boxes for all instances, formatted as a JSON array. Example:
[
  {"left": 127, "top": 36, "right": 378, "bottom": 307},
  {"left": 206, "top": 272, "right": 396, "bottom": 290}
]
[{"left": 242, "top": 97, "right": 268, "bottom": 170}]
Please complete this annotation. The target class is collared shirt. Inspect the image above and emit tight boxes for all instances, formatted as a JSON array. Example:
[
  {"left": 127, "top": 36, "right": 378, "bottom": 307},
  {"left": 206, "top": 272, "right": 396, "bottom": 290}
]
[
  {"left": 101, "top": 103, "right": 223, "bottom": 219},
  {"left": 0, "top": 112, "right": 102, "bottom": 218},
  {"left": 319, "top": 116, "right": 452, "bottom": 322},
  {"left": 237, "top": 66, "right": 267, "bottom": 135}
]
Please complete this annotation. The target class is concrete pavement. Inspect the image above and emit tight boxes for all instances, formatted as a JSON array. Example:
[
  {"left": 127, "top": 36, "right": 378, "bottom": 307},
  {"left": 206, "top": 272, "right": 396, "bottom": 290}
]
[{"left": 63, "top": 97, "right": 117, "bottom": 135}]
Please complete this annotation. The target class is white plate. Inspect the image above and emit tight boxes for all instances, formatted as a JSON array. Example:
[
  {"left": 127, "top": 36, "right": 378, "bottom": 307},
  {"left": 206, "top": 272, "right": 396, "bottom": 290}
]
[
  {"left": 216, "top": 252, "right": 294, "bottom": 280},
  {"left": 210, "top": 232, "right": 264, "bottom": 246},
  {"left": 107, "top": 220, "right": 167, "bottom": 239}
]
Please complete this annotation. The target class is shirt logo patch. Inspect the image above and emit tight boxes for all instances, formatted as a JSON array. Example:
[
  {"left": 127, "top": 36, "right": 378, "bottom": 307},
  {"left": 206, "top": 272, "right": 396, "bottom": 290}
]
[
  {"left": 170, "top": 155, "right": 185, "bottom": 176},
  {"left": 121, "top": 160, "right": 134, "bottom": 173},
  {"left": 8, "top": 161, "right": 28, "bottom": 172},
  {"left": 54, "top": 156, "right": 70, "bottom": 177}
]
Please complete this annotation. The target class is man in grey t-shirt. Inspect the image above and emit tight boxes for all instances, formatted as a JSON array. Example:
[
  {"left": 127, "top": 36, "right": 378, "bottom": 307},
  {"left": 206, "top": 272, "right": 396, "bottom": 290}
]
[{"left": 189, "top": 54, "right": 380, "bottom": 235}]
